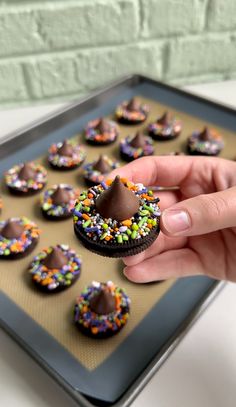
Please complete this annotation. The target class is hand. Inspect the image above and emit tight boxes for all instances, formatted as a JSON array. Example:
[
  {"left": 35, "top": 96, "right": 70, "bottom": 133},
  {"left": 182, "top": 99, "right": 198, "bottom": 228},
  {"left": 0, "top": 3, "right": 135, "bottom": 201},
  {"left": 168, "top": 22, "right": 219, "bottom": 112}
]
[{"left": 110, "top": 156, "right": 236, "bottom": 282}]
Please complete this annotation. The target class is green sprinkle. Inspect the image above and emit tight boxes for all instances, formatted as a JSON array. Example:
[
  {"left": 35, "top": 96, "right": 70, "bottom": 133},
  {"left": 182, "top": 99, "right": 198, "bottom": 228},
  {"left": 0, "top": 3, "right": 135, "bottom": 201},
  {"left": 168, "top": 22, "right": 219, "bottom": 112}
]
[
  {"left": 66, "top": 273, "right": 73, "bottom": 280},
  {"left": 83, "top": 206, "right": 90, "bottom": 212},
  {"left": 148, "top": 190, "right": 153, "bottom": 196},
  {"left": 131, "top": 230, "right": 137, "bottom": 239},
  {"left": 100, "top": 232, "right": 108, "bottom": 240},
  {"left": 139, "top": 210, "right": 149, "bottom": 216},
  {"left": 83, "top": 219, "right": 91, "bottom": 228},
  {"left": 43, "top": 203, "right": 51, "bottom": 210},
  {"left": 152, "top": 219, "right": 157, "bottom": 226},
  {"left": 73, "top": 216, "right": 78, "bottom": 221},
  {"left": 4, "top": 249, "right": 10, "bottom": 255},
  {"left": 102, "top": 223, "right": 108, "bottom": 230},
  {"left": 147, "top": 218, "right": 152, "bottom": 224},
  {"left": 132, "top": 223, "right": 139, "bottom": 231},
  {"left": 126, "top": 229, "right": 132, "bottom": 236},
  {"left": 65, "top": 280, "right": 71, "bottom": 286},
  {"left": 144, "top": 204, "right": 154, "bottom": 213},
  {"left": 75, "top": 203, "right": 82, "bottom": 211},
  {"left": 123, "top": 234, "right": 129, "bottom": 241},
  {"left": 79, "top": 194, "right": 86, "bottom": 201},
  {"left": 138, "top": 216, "right": 148, "bottom": 228},
  {"left": 117, "top": 235, "right": 123, "bottom": 244}
]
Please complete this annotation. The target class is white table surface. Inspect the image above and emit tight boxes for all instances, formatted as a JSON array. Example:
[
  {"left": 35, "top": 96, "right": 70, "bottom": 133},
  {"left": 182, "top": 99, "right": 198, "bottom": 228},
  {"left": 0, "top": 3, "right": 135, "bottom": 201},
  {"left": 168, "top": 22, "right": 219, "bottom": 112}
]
[{"left": 1, "top": 81, "right": 236, "bottom": 407}]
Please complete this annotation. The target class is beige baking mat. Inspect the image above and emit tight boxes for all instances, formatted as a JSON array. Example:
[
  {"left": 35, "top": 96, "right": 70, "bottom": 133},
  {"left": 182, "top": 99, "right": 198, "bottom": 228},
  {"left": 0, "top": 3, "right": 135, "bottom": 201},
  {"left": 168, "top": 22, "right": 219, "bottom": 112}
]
[{"left": 0, "top": 96, "right": 235, "bottom": 371}]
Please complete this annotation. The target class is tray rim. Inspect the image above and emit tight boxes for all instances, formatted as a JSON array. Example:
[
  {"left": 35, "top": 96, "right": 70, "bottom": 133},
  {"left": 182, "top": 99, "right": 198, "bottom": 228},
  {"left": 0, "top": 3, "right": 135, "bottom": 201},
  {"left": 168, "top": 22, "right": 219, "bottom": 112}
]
[{"left": 0, "top": 73, "right": 232, "bottom": 406}]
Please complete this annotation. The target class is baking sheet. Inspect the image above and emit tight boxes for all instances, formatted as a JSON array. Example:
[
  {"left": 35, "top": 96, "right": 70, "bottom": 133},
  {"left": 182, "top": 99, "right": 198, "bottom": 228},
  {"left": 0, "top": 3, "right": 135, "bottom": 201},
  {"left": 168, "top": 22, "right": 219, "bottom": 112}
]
[{"left": 0, "top": 75, "right": 235, "bottom": 406}]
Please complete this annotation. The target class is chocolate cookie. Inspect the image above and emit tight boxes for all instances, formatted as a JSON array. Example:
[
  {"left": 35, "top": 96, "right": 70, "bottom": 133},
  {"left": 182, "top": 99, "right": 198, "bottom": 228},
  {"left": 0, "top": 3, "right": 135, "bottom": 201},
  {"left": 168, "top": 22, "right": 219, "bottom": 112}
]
[
  {"left": 48, "top": 140, "right": 86, "bottom": 170},
  {"left": 5, "top": 162, "right": 47, "bottom": 195},
  {"left": 148, "top": 111, "right": 182, "bottom": 141},
  {"left": 29, "top": 244, "right": 82, "bottom": 292},
  {"left": 116, "top": 98, "right": 149, "bottom": 124},
  {"left": 73, "top": 176, "right": 161, "bottom": 258},
  {"left": 120, "top": 131, "right": 154, "bottom": 162},
  {"left": 0, "top": 217, "right": 40, "bottom": 259},
  {"left": 83, "top": 155, "right": 119, "bottom": 186},
  {"left": 84, "top": 118, "right": 119, "bottom": 146},
  {"left": 74, "top": 281, "right": 130, "bottom": 338},
  {"left": 187, "top": 126, "right": 224, "bottom": 156},
  {"left": 40, "top": 184, "right": 79, "bottom": 220}
]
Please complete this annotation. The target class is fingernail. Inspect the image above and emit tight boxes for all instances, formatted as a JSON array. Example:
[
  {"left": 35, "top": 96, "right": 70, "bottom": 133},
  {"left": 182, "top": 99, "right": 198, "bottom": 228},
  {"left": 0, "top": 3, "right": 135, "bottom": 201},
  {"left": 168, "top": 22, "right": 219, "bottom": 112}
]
[{"left": 162, "top": 209, "right": 191, "bottom": 235}]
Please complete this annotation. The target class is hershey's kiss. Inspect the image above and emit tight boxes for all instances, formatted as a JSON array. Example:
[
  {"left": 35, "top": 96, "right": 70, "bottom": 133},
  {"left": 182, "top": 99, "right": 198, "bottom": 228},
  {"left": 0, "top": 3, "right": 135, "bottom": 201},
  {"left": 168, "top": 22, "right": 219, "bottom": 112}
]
[
  {"left": 1, "top": 220, "right": 24, "bottom": 239},
  {"left": 96, "top": 176, "right": 139, "bottom": 221},
  {"left": 130, "top": 132, "right": 146, "bottom": 148},
  {"left": 42, "top": 247, "right": 68, "bottom": 269},
  {"left": 18, "top": 163, "right": 36, "bottom": 181},
  {"left": 157, "top": 111, "right": 170, "bottom": 126},
  {"left": 90, "top": 288, "right": 116, "bottom": 315},
  {"left": 93, "top": 155, "right": 111, "bottom": 174},
  {"left": 199, "top": 127, "right": 212, "bottom": 142},
  {"left": 58, "top": 141, "right": 74, "bottom": 157},
  {"left": 96, "top": 118, "right": 110, "bottom": 133},
  {"left": 126, "top": 98, "right": 141, "bottom": 112},
  {"left": 51, "top": 186, "right": 71, "bottom": 205}
]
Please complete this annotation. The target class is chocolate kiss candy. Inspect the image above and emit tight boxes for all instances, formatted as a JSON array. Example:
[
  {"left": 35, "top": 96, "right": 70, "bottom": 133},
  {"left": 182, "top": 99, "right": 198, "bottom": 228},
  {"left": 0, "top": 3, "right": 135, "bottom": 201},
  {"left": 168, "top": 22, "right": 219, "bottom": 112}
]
[
  {"left": 130, "top": 132, "right": 146, "bottom": 148},
  {"left": 58, "top": 141, "right": 74, "bottom": 157},
  {"left": 42, "top": 247, "right": 68, "bottom": 269},
  {"left": 51, "top": 186, "right": 70, "bottom": 205},
  {"left": 93, "top": 155, "right": 111, "bottom": 174},
  {"left": 126, "top": 98, "right": 141, "bottom": 112},
  {"left": 90, "top": 289, "right": 116, "bottom": 315},
  {"left": 96, "top": 176, "right": 139, "bottom": 221},
  {"left": 157, "top": 111, "right": 170, "bottom": 126},
  {"left": 96, "top": 118, "right": 110, "bottom": 133},
  {"left": 1, "top": 220, "right": 24, "bottom": 239},
  {"left": 199, "top": 127, "right": 212, "bottom": 142},
  {"left": 18, "top": 163, "right": 36, "bottom": 181}
]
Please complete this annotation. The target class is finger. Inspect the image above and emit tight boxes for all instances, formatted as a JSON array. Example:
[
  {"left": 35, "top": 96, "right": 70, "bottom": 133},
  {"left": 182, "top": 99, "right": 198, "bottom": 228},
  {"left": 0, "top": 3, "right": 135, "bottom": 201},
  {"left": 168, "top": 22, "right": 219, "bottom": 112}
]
[
  {"left": 123, "top": 248, "right": 204, "bottom": 283},
  {"left": 110, "top": 155, "right": 194, "bottom": 187},
  {"left": 123, "top": 232, "right": 186, "bottom": 266},
  {"left": 161, "top": 186, "right": 236, "bottom": 236}
]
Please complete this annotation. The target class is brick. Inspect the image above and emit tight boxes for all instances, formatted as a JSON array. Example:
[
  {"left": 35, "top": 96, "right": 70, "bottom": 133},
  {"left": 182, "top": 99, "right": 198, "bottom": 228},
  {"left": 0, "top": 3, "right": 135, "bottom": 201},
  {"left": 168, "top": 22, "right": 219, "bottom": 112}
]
[
  {"left": 24, "top": 55, "right": 82, "bottom": 99},
  {"left": 141, "top": 0, "right": 207, "bottom": 38},
  {"left": 36, "top": 0, "right": 139, "bottom": 49},
  {"left": 166, "top": 34, "right": 236, "bottom": 79},
  {"left": 207, "top": 0, "right": 236, "bottom": 32},
  {"left": 0, "top": 61, "right": 28, "bottom": 102},
  {"left": 75, "top": 42, "right": 164, "bottom": 90},
  {"left": 0, "top": 7, "right": 44, "bottom": 57}
]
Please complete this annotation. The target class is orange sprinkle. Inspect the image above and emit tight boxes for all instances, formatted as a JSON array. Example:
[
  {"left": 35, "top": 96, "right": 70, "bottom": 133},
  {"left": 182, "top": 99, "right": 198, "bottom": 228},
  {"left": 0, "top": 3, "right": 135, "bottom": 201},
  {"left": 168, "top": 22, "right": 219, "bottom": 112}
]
[
  {"left": 42, "top": 278, "right": 54, "bottom": 286},
  {"left": 91, "top": 327, "right": 99, "bottom": 334},
  {"left": 105, "top": 235, "right": 111, "bottom": 241},
  {"left": 147, "top": 223, "right": 153, "bottom": 229},
  {"left": 122, "top": 219, "right": 132, "bottom": 227},
  {"left": 82, "top": 213, "right": 90, "bottom": 220},
  {"left": 83, "top": 198, "right": 91, "bottom": 206},
  {"left": 88, "top": 193, "right": 93, "bottom": 199},
  {"left": 106, "top": 179, "right": 112, "bottom": 186}
]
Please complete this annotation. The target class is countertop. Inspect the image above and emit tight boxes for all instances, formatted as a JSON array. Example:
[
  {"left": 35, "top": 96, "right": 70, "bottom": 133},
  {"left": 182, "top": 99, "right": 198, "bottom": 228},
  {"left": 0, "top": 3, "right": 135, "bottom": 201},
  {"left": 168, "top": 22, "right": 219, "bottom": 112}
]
[{"left": 0, "top": 80, "right": 236, "bottom": 407}]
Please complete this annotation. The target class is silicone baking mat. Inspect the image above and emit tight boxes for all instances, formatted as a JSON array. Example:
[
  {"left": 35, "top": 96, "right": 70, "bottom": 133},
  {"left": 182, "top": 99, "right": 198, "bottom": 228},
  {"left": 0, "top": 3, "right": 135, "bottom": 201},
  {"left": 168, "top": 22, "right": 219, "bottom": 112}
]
[{"left": 0, "top": 75, "right": 235, "bottom": 406}]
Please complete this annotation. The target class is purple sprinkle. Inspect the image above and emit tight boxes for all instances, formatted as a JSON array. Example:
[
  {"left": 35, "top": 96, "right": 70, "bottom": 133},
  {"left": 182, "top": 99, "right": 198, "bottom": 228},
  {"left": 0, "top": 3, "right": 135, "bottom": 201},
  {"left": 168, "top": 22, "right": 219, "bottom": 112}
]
[
  {"left": 90, "top": 189, "right": 97, "bottom": 196},
  {"left": 154, "top": 210, "right": 161, "bottom": 216},
  {"left": 74, "top": 210, "right": 82, "bottom": 217},
  {"left": 85, "top": 226, "right": 99, "bottom": 232},
  {"left": 119, "top": 226, "right": 127, "bottom": 232},
  {"left": 76, "top": 220, "right": 82, "bottom": 225},
  {"left": 101, "top": 181, "right": 108, "bottom": 190}
]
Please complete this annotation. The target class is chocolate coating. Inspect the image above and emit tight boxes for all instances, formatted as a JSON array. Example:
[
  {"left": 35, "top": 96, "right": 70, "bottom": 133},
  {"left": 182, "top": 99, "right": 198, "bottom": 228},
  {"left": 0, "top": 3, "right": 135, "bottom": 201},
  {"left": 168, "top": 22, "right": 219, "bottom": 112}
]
[
  {"left": 58, "top": 141, "right": 74, "bottom": 157},
  {"left": 130, "top": 132, "right": 146, "bottom": 148},
  {"left": 93, "top": 155, "right": 111, "bottom": 174},
  {"left": 1, "top": 220, "right": 24, "bottom": 239},
  {"left": 18, "top": 163, "right": 36, "bottom": 181},
  {"left": 199, "top": 127, "right": 212, "bottom": 141},
  {"left": 126, "top": 98, "right": 141, "bottom": 112},
  {"left": 96, "top": 118, "right": 110, "bottom": 133},
  {"left": 51, "top": 186, "right": 71, "bottom": 205},
  {"left": 96, "top": 176, "right": 139, "bottom": 221},
  {"left": 157, "top": 111, "right": 170, "bottom": 126},
  {"left": 42, "top": 247, "right": 68, "bottom": 269},
  {"left": 90, "top": 289, "right": 116, "bottom": 315}
]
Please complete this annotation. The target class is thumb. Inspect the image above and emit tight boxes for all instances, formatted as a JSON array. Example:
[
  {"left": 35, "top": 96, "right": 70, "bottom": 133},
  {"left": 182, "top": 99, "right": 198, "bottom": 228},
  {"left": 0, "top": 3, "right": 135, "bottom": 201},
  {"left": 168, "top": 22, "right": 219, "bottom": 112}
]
[{"left": 161, "top": 186, "right": 236, "bottom": 236}]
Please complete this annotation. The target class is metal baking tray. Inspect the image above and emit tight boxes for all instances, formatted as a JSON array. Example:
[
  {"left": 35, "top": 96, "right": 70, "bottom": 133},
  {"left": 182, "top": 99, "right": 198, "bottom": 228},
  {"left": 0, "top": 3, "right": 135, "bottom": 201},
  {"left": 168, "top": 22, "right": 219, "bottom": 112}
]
[{"left": 1, "top": 74, "right": 235, "bottom": 407}]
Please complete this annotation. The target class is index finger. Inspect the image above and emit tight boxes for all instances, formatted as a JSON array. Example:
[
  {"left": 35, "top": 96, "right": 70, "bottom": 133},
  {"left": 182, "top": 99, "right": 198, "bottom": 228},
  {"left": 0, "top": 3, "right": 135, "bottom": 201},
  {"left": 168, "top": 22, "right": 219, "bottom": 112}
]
[{"left": 109, "top": 155, "right": 195, "bottom": 187}]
